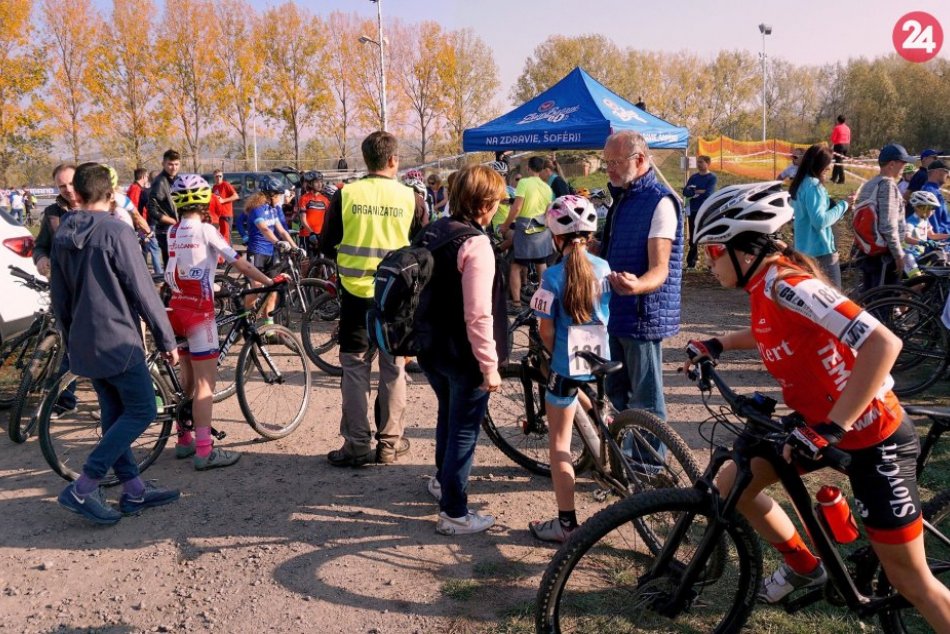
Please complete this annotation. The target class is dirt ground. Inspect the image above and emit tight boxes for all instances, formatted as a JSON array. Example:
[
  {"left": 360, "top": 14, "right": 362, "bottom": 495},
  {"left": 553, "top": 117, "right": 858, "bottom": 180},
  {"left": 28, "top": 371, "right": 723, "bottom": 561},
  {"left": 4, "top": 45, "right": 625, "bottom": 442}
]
[{"left": 0, "top": 274, "right": 781, "bottom": 634}]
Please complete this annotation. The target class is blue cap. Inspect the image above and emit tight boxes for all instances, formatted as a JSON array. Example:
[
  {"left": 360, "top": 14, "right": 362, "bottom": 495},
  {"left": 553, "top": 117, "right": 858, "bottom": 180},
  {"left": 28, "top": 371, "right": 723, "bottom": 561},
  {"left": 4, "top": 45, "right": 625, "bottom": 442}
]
[
  {"left": 921, "top": 149, "right": 940, "bottom": 159},
  {"left": 878, "top": 144, "right": 914, "bottom": 164}
]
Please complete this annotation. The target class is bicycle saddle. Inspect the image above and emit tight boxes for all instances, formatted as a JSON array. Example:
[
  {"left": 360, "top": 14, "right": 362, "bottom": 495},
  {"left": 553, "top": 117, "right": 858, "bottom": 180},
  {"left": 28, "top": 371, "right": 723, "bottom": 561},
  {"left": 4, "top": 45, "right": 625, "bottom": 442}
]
[{"left": 575, "top": 350, "right": 623, "bottom": 376}]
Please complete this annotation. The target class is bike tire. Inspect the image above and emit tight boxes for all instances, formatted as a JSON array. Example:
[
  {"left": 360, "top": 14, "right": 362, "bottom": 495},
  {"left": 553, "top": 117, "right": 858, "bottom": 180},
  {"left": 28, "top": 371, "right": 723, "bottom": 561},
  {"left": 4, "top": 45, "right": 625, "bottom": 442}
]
[
  {"left": 8, "top": 333, "right": 61, "bottom": 443},
  {"left": 481, "top": 363, "right": 590, "bottom": 478},
  {"left": 0, "top": 332, "right": 39, "bottom": 409},
  {"left": 535, "top": 487, "right": 760, "bottom": 634},
  {"left": 607, "top": 409, "right": 702, "bottom": 495},
  {"left": 863, "top": 297, "right": 948, "bottom": 397},
  {"left": 300, "top": 292, "right": 342, "bottom": 376},
  {"left": 37, "top": 368, "right": 173, "bottom": 486},
  {"left": 236, "top": 325, "right": 311, "bottom": 439},
  {"left": 305, "top": 256, "right": 337, "bottom": 282}
]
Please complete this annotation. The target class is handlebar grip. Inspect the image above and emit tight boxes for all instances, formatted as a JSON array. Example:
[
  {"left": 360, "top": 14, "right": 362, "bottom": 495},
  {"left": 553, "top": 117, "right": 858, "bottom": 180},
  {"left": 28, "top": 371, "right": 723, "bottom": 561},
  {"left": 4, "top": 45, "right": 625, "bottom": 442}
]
[{"left": 8, "top": 265, "right": 32, "bottom": 281}]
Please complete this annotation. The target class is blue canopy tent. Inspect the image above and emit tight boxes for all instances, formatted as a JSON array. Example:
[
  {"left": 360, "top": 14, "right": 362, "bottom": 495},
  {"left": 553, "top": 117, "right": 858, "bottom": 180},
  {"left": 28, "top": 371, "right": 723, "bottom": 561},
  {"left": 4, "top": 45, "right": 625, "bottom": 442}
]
[{"left": 462, "top": 67, "right": 688, "bottom": 152}]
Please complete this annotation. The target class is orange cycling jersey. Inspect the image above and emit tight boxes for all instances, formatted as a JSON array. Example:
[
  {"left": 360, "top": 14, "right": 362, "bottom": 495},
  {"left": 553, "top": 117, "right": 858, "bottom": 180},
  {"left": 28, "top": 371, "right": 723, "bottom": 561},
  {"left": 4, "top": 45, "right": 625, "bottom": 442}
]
[
  {"left": 297, "top": 192, "right": 329, "bottom": 237},
  {"left": 747, "top": 257, "right": 902, "bottom": 451}
]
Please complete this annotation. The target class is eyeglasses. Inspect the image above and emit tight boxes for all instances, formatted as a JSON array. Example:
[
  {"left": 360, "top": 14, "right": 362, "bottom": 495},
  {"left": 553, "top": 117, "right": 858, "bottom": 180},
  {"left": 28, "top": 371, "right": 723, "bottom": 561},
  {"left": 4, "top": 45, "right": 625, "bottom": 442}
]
[
  {"left": 704, "top": 244, "right": 728, "bottom": 261},
  {"left": 601, "top": 153, "right": 642, "bottom": 168}
]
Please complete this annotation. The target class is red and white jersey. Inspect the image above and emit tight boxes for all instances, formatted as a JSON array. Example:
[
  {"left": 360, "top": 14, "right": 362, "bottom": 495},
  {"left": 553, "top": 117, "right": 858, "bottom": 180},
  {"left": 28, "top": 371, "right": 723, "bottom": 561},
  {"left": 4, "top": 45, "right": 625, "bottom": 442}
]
[
  {"left": 747, "top": 257, "right": 903, "bottom": 451},
  {"left": 165, "top": 217, "right": 239, "bottom": 312}
]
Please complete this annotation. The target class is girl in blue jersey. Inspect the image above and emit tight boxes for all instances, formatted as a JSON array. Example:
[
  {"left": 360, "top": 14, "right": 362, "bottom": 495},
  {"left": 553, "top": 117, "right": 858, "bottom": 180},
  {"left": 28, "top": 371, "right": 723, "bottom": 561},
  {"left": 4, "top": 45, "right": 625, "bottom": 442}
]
[{"left": 528, "top": 195, "right": 613, "bottom": 543}]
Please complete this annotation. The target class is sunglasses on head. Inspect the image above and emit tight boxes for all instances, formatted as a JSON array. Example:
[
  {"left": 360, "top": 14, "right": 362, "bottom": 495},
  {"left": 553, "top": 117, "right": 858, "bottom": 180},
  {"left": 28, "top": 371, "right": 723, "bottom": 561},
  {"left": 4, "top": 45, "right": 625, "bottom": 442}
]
[{"left": 704, "top": 244, "right": 728, "bottom": 261}]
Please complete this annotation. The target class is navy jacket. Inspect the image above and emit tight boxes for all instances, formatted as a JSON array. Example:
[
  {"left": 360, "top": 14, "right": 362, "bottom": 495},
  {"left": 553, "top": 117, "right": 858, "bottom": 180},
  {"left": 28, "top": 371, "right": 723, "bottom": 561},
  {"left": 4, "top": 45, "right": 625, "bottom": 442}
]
[{"left": 50, "top": 211, "right": 176, "bottom": 378}]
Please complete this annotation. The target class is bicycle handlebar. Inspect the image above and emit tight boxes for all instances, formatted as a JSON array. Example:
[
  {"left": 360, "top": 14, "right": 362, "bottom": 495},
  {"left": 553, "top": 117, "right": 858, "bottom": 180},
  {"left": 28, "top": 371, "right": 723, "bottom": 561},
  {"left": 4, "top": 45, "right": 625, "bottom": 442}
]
[
  {"left": 9, "top": 265, "right": 50, "bottom": 291},
  {"left": 691, "top": 358, "right": 852, "bottom": 471}
]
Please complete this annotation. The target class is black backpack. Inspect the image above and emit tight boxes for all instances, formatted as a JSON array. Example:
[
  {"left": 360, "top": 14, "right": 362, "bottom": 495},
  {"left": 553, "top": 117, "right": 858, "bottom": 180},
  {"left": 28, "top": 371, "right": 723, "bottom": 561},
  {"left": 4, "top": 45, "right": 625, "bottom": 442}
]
[{"left": 367, "top": 221, "right": 481, "bottom": 357}]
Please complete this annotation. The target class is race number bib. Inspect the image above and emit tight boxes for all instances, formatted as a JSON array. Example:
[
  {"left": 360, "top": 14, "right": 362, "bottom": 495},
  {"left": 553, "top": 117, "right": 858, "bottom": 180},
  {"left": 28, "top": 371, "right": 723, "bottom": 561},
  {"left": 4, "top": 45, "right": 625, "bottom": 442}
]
[{"left": 567, "top": 323, "right": 608, "bottom": 376}]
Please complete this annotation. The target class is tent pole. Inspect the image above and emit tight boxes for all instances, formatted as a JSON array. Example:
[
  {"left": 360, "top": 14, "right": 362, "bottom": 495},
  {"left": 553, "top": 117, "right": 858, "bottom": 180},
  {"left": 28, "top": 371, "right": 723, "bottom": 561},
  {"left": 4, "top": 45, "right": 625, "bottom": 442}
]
[{"left": 652, "top": 157, "right": 683, "bottom": 205}]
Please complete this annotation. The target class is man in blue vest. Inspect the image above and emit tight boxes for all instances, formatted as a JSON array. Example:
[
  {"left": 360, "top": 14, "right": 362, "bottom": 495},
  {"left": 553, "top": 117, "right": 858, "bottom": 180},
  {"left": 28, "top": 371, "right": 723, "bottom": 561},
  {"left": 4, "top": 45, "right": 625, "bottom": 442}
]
[{"left": 601, "top": 130, "right": 683, "bottom": 421}]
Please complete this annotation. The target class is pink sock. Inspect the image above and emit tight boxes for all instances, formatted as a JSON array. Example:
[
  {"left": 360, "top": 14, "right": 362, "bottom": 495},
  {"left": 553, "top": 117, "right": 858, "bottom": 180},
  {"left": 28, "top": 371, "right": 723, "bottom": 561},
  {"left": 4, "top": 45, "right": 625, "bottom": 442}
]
[
  {"left": 196, "top": 427, "right": 213, "bottom": 459},
  {"left": 177, "top": 429, "right": 194, "bottom": 446}
]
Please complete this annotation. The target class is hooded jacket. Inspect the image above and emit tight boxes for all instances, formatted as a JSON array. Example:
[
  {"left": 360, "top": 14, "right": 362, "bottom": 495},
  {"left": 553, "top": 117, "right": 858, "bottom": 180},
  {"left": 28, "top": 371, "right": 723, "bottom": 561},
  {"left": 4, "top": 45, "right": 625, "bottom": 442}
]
[{"left": 50, "top": 210, "right": 176, "bottom": 379}]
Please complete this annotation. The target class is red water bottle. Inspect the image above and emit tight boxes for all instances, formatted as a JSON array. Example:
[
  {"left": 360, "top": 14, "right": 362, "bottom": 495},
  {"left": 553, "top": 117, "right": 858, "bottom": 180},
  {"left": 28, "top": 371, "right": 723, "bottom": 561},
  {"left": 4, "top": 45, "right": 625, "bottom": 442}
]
[{"left": 816, "top": 485, "right": 860, "bottom": 544}]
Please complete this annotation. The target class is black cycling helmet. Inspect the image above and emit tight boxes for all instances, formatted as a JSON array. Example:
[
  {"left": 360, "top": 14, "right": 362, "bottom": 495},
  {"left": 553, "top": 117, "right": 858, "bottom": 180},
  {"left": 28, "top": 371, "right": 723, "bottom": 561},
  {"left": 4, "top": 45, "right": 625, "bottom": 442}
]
[
  {"left": 258, "top": 175, "right": 284, "bottom": 194},
  {"left": 303, "top": 171, "right": 324, "bottom": 182}
]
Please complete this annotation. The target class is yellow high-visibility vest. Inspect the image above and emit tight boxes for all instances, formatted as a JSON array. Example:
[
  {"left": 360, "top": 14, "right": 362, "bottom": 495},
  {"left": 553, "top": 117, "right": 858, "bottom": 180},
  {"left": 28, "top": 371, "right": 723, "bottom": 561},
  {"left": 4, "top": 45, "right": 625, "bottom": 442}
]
[{"left": 337, "top": 177, "right": 415, "bottom": 298}]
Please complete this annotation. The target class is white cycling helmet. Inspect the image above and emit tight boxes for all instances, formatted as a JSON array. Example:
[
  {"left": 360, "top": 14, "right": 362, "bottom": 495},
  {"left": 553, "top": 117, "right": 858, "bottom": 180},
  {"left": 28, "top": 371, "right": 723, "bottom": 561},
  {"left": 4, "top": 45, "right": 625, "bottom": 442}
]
[
  {"left": 545, "top": 195, "right": 598, "bottom": 236},
  {"left": 910, "top": 190, "right": 941, "bottom": 209},
  {"left": 404, "top": 178, "right": 427, "bottom": 197},
  {"left": 488, "top": 160, "right": 509, "bottom": 175},
  {"left": 693, "top": 181, "right": 791, "bottom": 245}
]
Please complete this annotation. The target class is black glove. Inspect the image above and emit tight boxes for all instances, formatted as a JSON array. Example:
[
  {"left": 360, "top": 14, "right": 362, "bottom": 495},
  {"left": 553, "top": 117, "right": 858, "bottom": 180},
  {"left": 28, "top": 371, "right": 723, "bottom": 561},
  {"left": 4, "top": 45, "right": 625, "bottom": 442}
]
[
  {"left": 685, "top": 338, "right": 723, "bottom": 363},
  {"left": 923, "top": 239, "right": 942, "bottom": 250},
  {"left": 787, "top": 422, "right": 847, "bottom": 461}
]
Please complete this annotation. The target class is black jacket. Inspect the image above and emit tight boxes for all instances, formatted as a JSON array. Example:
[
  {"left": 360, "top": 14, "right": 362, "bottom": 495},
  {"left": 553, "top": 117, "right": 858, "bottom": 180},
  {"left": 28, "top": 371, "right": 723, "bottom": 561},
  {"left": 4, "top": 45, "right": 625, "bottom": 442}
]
[
  {"left": 32, "top": 197, "right": 72, "bottom": 264},
  {"left": 147, "top": 171, "right": 177, "bottom": 231},
  {"left": 50, "top": 211, "right": 176, "bottom": 378}
]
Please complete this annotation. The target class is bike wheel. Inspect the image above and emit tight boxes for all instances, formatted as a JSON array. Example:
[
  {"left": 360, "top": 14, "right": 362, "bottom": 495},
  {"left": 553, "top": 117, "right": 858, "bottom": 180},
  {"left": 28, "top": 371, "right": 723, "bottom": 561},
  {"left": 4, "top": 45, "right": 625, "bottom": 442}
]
[
  {"left": 236, "top": 325, "right": 311, "bottom": 439},
  {"left": 876, "top": 492, "right": 950, "bottom": 634},
  {"left": 607, "top": 409, "right": 702, "bottom": 495},
  {"left": 8, "top": 333, "right": 60, "bottom": 443},
  {"left": 300, "top": 292, "right": 342, "bottom": 376},
  {"left": 0, "top": 333, "right": 39, "bottom": 409},
  {"left": 37, "top": 369, "right": 173, "bottom": 486},
  {"left": 536, "top": 488, "right": 760, "bottom": 634},
  {"left": 213, "top": 332, "right": 241, "bottom": 403},
  {"left": 864, "top": 297, "right": 949, "bottom": 397},
  {"left": 481, "top": 362, "right": 589, "bottom": 477},
  {"left": 305, "top": 256, "right": 337, "bottom": 282}
]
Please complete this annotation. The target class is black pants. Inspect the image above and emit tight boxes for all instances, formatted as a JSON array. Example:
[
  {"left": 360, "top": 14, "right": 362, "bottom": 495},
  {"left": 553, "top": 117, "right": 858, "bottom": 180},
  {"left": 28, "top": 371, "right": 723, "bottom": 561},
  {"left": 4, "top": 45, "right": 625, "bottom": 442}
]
[
  {"left": 858, "top": 253, "right": 897, "bottom": 294},
  {"left": 156, "top": 230, "right": 170, "bottom": 265},
  {"left": 832, "top": 143, "right": 849, "bottom": 184},
  {"left": 686, "top": 212, "right": 699, "bottom": 268}
]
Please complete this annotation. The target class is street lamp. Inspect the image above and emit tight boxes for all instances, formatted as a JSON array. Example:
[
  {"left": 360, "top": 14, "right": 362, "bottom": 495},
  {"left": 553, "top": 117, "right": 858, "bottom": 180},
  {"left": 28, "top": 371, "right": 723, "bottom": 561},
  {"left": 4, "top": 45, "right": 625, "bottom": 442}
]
[
  {"left": 248, "top": 94, "right": 259, "bottom": 172},
  {"left": 758, "top": 23, "right": 772, "bottom": 143},
  {"left": 359, "top": 0, "right": 387, "bottom": 132}
]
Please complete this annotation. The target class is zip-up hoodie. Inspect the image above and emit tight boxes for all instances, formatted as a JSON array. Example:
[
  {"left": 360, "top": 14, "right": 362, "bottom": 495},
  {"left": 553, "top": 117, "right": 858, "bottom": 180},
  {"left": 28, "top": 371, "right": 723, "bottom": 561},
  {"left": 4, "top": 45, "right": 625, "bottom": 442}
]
[{"left": 50, "top": 210, "right": 176, "bottom": 379}]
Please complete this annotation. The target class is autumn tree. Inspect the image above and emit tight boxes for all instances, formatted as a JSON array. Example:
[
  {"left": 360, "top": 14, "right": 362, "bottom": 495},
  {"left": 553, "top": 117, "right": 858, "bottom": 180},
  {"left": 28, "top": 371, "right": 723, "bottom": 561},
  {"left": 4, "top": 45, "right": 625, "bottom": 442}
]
[
  {"left": 212, "top": 0, "right": 261, "bottom": 169},
  {"left": 841, "top": 59, "right": 905, "bottom": 153},
  {"left": 154, "top": 0, "right": 220, "bottom": 171},
  {"left": 41, "top": 0, "right": 97, "bottom": 164},
  {"left": 443, "top": 28, "right": 500, "bottom": 153},
  {"left": 0, "top": 0, "right": 47, "bottom": 186},
  {"left": 351, "top": 16, "right": 388, "bottom": 132},
  {"left": 318, "top": 11, "right": 359, "bottom": 164},
  {"left": 255, "top": 2, "right": 328, "bottom": 167},
  {"left": 512, "top": 34, "right": 622, "bottom": 104}
]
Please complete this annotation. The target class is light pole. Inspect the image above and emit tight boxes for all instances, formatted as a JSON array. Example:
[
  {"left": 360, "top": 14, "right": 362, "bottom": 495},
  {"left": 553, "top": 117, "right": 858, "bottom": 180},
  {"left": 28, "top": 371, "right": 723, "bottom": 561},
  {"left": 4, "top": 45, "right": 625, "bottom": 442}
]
[
  {"left": 249, "top": 94, "right": 259, "bottom": 172},
  {"left": 359, "top": 0, "right": 387, "bottom": 131},
  {"left": 758, "top": 23, "right": 772, "bottom": 144}
]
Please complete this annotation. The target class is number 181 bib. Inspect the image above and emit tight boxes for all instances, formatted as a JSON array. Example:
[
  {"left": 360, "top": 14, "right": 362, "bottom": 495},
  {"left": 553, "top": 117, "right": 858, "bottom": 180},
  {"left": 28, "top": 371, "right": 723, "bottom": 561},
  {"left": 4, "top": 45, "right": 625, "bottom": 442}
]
[{"left": 567, "top": 323, "right": 608, "bottom": 376}]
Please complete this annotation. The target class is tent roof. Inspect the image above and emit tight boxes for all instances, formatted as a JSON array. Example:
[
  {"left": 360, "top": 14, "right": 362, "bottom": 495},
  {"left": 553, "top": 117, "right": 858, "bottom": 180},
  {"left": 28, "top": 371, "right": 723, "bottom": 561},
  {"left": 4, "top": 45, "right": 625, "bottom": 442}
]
[{"left": 463, "top": 67, "right": 688, "bottom": 152}]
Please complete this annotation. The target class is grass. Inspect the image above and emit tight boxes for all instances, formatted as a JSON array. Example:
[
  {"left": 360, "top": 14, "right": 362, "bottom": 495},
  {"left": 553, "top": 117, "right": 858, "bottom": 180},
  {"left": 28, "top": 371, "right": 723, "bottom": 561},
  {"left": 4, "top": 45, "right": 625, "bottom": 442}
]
[{"left": 441, "top": 578, "right": 480, "bottom": 601}]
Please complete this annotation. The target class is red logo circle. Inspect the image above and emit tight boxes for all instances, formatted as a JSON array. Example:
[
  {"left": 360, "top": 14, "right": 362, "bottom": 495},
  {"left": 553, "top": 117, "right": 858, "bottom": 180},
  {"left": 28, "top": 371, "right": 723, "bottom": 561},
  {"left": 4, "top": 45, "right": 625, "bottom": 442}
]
[
  {"left": 893, "top": 11, "right": 943, "bottom": 63},
  {"left": 539, "top": 100, "right": 555, "bottom": 112}
]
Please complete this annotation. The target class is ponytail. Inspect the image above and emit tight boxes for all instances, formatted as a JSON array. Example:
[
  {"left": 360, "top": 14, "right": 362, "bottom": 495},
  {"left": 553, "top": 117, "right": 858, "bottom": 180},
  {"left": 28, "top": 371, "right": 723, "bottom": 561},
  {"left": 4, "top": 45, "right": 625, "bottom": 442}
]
[{"left": 562, "top": 235, "right": 597, "bottom": 324}]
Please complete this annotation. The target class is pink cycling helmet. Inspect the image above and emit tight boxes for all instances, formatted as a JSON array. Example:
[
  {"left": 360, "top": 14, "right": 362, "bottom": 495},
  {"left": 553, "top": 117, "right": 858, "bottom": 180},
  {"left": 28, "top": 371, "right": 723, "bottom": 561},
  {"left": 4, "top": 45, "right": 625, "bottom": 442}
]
[
  {"left": 545, "top": 195, "right": 598, "bottom": 236},
  {"left": 404, "top": 169, "right": 424, "bottom": 181}
]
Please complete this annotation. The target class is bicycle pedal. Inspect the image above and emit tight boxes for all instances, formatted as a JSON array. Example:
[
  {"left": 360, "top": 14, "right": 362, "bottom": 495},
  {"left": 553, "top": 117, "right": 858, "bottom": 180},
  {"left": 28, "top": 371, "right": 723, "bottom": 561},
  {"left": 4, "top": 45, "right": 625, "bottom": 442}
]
[
  {"left": 782, "top": 586, "right": 824, "bottom": 613},
  {"left": 592, "top": 488, "right": 610, "bottom": 502}
]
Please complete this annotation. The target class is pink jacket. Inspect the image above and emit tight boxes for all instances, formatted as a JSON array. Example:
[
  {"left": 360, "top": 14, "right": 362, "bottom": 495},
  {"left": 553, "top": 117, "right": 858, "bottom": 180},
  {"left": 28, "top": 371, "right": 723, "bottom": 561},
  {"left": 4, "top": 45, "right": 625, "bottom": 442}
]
[
  {"left": 831, "top": 123, "right": 851, "bottom": 145},
  {"left": 456, "top": 234, "right": 498, "bottom": 375}
]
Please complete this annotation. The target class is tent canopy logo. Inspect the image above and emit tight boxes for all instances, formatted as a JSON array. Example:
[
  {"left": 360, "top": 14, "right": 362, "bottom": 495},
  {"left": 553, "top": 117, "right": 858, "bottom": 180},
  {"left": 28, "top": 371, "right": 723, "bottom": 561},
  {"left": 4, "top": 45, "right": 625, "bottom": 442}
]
[
  {"left": 602, "top": 97, "right": 646, "bottom": 123},
  {"left": 518, "top": 100, "right": 580, "bottom": 125}
]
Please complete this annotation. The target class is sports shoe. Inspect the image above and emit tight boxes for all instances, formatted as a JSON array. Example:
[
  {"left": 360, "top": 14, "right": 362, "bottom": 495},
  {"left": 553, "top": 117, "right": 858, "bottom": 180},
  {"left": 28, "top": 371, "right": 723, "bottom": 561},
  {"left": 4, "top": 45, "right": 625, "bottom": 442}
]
[
  {"left": 529, "top": 518, "right": 576, "bottom": 543},
  {"left": 327, "top": 447, "right": 374, "bottom": 468},
  {"left": 175, "top": 440, "right": 196, "bottom": 459},
  {"left": 405, "top": 360, "right": 424, "bottom": 374},
  {"left": 427, "top": 476, "right": 442, "bottom": 501},
  {"left": 50, "top": 404, "right": 77, "bottom": 420},
  {"left": 194, "top": 447, "right": 241, "bottom": 471},
  {"left": 119, "top": 481, "right": 181, "bottom": 515},
  {"left": 57, "top": 483, "right": 121, "bottom": 526},
  {"left": 376, "top": 437, "right": 410, "bottom": 464},
  {"left": 758, "top": 562, "right": 827, "bottom": 604},
  {"left": 436, "top": 511, "right": 495, "bottom": 536}
]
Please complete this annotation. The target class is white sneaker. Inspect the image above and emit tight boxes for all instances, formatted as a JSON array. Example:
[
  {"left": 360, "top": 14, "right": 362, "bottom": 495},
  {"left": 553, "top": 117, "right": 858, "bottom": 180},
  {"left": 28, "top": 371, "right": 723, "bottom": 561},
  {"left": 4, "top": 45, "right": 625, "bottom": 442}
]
[
  {"left": 758, "top": 562, "right": 827, "bottom": 604},
  {"left": 427, "top": 476, "right": 442, "bottom": 501},
  {"left": 435, "top": 511, "right": 494, "bottom": 536}
]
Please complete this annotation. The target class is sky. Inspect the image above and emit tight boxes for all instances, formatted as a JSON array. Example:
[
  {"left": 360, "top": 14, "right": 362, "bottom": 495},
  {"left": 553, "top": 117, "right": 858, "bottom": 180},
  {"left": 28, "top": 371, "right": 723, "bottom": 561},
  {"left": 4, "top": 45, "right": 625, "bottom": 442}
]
[{"left": 275, "top": 0, "right": 950, "bottom": 106}]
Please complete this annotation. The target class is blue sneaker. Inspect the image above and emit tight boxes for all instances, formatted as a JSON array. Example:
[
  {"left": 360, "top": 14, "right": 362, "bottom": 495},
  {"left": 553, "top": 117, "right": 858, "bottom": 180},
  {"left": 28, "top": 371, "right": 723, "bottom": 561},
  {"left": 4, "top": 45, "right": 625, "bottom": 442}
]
[
  {"left": 118, "top": 481, "right": 181, "bottom": 515},
  {"left": 58, "top": 483, "right": 121, "bottom": 525},
  {"left": 175, "top": 440, "right": 196, "bottom": 459}
]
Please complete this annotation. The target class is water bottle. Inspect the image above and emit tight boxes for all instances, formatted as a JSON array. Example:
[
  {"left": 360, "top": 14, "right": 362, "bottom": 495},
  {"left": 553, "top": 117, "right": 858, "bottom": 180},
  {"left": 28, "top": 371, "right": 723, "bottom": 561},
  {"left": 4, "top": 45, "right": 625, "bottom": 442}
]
[{"left": 816, "top": 485, "right": 860, "bottom": 544}]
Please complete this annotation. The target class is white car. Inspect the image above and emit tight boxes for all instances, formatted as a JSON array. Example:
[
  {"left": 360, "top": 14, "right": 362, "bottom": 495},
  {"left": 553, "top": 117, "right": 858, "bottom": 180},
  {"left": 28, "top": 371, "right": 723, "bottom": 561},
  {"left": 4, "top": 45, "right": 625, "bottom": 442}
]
[{"left": 0, "top": 209, "right": 44, "bottom": 345}]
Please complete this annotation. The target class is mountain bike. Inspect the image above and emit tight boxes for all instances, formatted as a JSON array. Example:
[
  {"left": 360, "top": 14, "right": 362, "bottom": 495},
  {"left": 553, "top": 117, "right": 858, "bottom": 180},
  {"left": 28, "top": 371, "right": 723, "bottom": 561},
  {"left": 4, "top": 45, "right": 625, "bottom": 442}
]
[
  {"left": 37, "top": 281, "right": 311, "bottom": 485},
  {"left": 535, "top": 358, "right": 950, "bottom": 633},
  {"left": 299, "top": 279, "right": 342, "bottom": 376},
  {"left": 484, "top": 308, "right": 700, "bottom": 498},
  {"left": 0, "top": 266, "right": 51, "bottom": 408}
]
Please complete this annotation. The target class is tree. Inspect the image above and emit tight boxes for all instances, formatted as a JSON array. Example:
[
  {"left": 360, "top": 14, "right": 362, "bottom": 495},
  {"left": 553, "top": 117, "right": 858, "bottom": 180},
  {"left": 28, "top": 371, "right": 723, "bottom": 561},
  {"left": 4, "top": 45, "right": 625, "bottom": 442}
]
[
  {"left": 212, "top": 0, "right": 262, "bottom": 170},
  {"left": 0, "top": 0, "right": 47, "bottom": 185},
  {"left": 319, "top": 11, "right": 359, "bottom": 164},
  {"left": 91, "top": 0, "right": 165, "bottom": 169},
  {"left": 41, "top": 0, "right": 97, "bottom": 164},
  {"left": 706, "top": 50, "right": 759, "bottom": 139},
  {"left": 255, "top": 2, "right": 328, "bottom": 168},
  {"left": 512, "top": 34, "right": 622, "bottom": 104},
  {"left": 351, "top": 16, "right": 388, "bottom": 132},
  {"left": 842, "top": 59, "right": 904, "bottom": 153},
  {"left": 443, "top": 28, "right": 500, "bottom": 153},
  {"left": 154, "top": 0, "right": 220, "bottom": 171}
]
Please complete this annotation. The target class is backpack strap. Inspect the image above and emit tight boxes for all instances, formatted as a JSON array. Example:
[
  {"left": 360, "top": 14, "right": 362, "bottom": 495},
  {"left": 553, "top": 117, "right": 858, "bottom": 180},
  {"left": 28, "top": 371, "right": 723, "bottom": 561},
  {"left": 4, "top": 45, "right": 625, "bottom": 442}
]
[{"left": 417, "top": 221, "right": 482, "bottom": 252}]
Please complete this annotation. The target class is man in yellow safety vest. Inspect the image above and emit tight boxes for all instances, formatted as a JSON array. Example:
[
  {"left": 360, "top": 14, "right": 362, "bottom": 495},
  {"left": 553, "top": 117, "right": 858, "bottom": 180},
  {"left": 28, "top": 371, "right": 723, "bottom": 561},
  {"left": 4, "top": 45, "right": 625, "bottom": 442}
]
[{"left": 320, "top": 131, "right": 426, "bottom": 467}]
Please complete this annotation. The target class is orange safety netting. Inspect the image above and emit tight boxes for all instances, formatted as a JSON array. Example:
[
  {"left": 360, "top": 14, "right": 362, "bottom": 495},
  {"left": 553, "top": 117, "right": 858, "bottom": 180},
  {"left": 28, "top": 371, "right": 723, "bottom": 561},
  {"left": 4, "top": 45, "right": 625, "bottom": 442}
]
[{"left": 698, "top": 136, "right": 811, "bottom": 181}]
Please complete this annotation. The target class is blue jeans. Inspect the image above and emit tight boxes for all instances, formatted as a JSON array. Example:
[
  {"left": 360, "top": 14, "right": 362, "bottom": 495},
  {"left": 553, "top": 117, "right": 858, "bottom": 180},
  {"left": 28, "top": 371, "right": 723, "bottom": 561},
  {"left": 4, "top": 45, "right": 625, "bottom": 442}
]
[
  {"left": 83, "top": 360, "right": 157, "bottom": 483},
  {"left": 142, "top": 234, "right": 163, "bottom": 275},
  {"left": 419, "top": 354, "right": 489, "bottom": 518}
]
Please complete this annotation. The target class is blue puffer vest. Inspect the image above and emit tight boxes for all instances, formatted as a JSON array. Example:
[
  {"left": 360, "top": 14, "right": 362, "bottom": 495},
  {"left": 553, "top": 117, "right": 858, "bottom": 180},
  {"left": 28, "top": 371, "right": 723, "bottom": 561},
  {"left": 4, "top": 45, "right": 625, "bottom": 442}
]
[{"left": 603, "top": 169, "right": 683, "bottom": 340}]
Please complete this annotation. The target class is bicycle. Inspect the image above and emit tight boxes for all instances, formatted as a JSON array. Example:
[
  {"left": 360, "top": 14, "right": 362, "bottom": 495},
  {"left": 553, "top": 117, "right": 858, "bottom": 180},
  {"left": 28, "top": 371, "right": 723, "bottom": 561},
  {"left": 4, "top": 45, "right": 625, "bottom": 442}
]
[
  {"left": 0, "top": 266, "right": 52, "bottom": 408},
  {"left": 36, "top": 281, "right": 312, "bottom": 485},
  {"left": 535, "top": 358, "right": 950, "bottom": 633},
  {"left": 484, "top": 308, "right": 700, "bottom": 499},
  {"left": 6, "top": 268, "right": 63, "bottom": 443}
]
